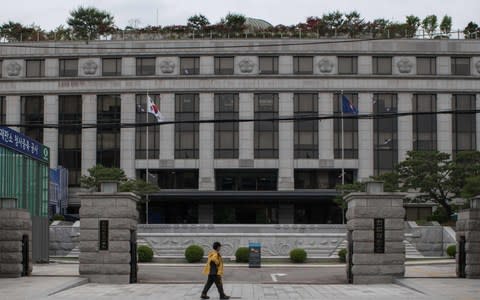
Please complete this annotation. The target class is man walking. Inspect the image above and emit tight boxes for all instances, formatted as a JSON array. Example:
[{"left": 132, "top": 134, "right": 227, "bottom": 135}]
[{"left": 201, "top": 242, "right": 230, "bottom": 299}]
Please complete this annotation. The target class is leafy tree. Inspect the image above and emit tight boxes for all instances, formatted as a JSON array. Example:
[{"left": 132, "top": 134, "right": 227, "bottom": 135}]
[
  {"left": 221, "top": 13, "right": 246, "bottom": 31},
  {"left": 421, "top": 15, "right": 438, "bottom": 38},
  {"left": 80, "top": 164, "right": 127, "bottom": 190},
  {"left": 344, "top": 11, "right": 365, "bottom": 37},
  {"left": 367, "top": 18, "right": 391, "bottom": 38},
  {"left": 462, "top": 176, "right": 480, "bottom": 199},
  {"left": 119, "top": 179, "right": 159, "bottom": 195},
  {"left": 0, "top": 21, "right": 46, "bottom": 41},
  {"left": 322, "top": 11, "right": 344, "bottom": 35},
  {"left": 67, "top": 6, "right": 115, "bottom": 40},
  {"left": 463, "top": 21, "right": 479, "bottom": 39},
  {"left": 405, "top": 15, "right": 420, "bottom": 37},
  {"left": 440, "top": 15, "right": 452, "bottom": 35},
  {"left": 187, "top": 14, "right": 210, "bottom": 30},
  {"left": 47, "top": 25, "right": 73, "bottom": 41}
]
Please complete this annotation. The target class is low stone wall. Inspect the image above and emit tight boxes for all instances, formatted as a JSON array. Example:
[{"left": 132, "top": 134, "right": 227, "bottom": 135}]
[
  {"left": 137, "top": 224, "right": 347, "bottom": 258},
  {"left": 49, "top": 221, "right": 79, "bottom": 256}
]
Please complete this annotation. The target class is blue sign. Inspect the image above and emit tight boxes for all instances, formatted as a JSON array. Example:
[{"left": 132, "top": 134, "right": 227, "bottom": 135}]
[{"left": 0, "top": 127, "right": 49, "bottom": 163}]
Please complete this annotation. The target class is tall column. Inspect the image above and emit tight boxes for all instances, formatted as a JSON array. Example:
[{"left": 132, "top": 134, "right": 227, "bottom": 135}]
[
  {"left": 43, "top": 95, "right": 59, "bottom": 169},
  {"left": 437, "top": 57, "right": 451, "bottom": 75},
  {"left": 122, "top": 57, "right": 136, "bottom": 76},
  {"left": 199, "top": 93, "right": 215, "bottom": 191},
  {"left": 239, "top": 93, "right": 254, "bottom": 166},
  {"left": 398, "top": 93, "right": 413, "bottom": 162},
  {"left": 358, "top": 93, "right": 374, "bottom": 180},
  {"left": 319, "top": 93, "right": 334, "bottom": 160},
  {"left": 82, "top": 95, "right": 97, "bottom": 176},
  {"left": 278, "top": 93, "right": 294, "bottom": 190},
  {"left": 358, "top": 56, "right": 372, "bottom": 75},
  {"left": 159, "top": 93, "right": 175, "bottom": 165},
  {"left": 6, "top": 95, "right": 20, "bottom": 132},
  {"left": 476, "top": 94, "right": 480, "bottom": 151},
  {"left": 437, "top": 94, "right": 452, "bottom": 156},
  {"left": 45, "top": 58, "right": 59, "bottom": 77},
  {"left": 200, "top": 56, "right": 214, "bottom": 75},
  {"left": 279, "top": 56, "right": 293, "bottom": 74},
  {"left": 456, "top": 196, "right": 480, "bottom": 278},
  {"left": 120, "top": 94, "right": 136, "bottom": 178}
]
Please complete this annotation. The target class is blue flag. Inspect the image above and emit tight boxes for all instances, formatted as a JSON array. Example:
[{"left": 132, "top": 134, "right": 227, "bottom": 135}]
[{"left": 342, "top": 95, "right": 358, "bottom": 114}]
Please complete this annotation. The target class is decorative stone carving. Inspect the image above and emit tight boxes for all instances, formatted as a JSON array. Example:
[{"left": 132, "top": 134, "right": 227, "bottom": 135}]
[
  {"left": 238, "top": 58, "right": 255, "bottom": 73},
  {"left": 159, "top": 60, "right": 175, "bottom": 73},
  {"left": 397, "top": 58, "right": 413, "bottom": 73},
  {"left": 318, "top": 58, "right": 334, "bottom": 73},
  {"left": 475, "top": 60, "right": 480, "bottom": 74},
  {"left": 82, "top": 60, "right": 98, "bottom": 75},
  {"left": 6, "top": 62, "right": 22, "bottom": 76}
]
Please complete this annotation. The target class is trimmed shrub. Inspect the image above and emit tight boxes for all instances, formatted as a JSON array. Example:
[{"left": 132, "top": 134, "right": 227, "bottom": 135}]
[
  {"left": 446, "top": 244, "right": 456, "bottom": 258},
  {"left": 338, "top": 248, "right": 347, "bottom": 263},
  {"left": 138, "top": 245, "right": 154, "bottom": 262},
  {"left": 289, "top": 248, "right": 307, "bottom": 263},
  {"left": 235, "top": 247, "right": 249, "bottom": 263},
  {"left": 52, "top": 214, "right": 65, "bottom": 221},
  {"left": 185, "top": 245, "right": 204, "bottom": 263}
]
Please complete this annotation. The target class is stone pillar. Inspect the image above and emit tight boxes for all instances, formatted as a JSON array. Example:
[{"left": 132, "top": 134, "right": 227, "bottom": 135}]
[
  {"left": 79, "top": 183, "right": 140, "bottom": 284},
  {"left": 437, "top": 56, "right": 451, "bottom": 75},
  {"left": 279, "top": 56, "right": 293, "bottom": 74},
  {"left": 278, "top": 204, "right": 294, "bottom": 224},
  {"left": 239, "top": 93, "right": 254, "bottom": 167},
  {"left": 358, "top": 93, "right": 374, "bottom": 180},
  {"left": 45, "top": 58, "right": 59, "bottom": 77},
  {"left": 0, "top": 199, "right": 32, "bottom": 278},
  {"left": 6, "top": 95, "right": 20, "bottom": 131},
  {"left": 319, "top": 92, "right": 334, "bottom": 160},
  {"left": 200, "top": 56, "right": 214, "bottom": 75},
  {"left": 120, "top": 94, "right": 136, "bottom": 178},
  {"left": 397, "top": 93, "right": 413, "bottom": 162},
  {"left": 456, "top": 196, "right": 480, "bottom": 279},
  {"left": 122, "top": 57, "right": 136, "bottom": 76},
  {"left": 199, "top": 93, "right": 215, "bottom": 190},
  {"left": 159, "top": 93, "right": 175, "bottom": 165},
  {"left": 476, "top": 94, "right": 480, "bottom": 151},
  {"left": 346, "top": 182, "right": 405, "bottom": 284},
  {"left": 81, "top": 94, "right": 97, "bottom": 176},
  {"left": 437, "top": 94, "right": 452, "bottom": 156},
  {"left": 278, "top": 93, "right": 294, "bottom": 190},
  {"left": 358, "top": 56, "right": 372, "bottom": 75},
  {"left": 198, "top": 204, "right": 213, "bottom": 224},
  {"left": 44, "top": 95, "right": 59, "bottom": 169}
]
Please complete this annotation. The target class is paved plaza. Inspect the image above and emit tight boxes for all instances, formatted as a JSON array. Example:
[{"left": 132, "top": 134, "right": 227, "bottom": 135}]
[{"left": 1, "top": 261, "right": 479, "bottom": 300}]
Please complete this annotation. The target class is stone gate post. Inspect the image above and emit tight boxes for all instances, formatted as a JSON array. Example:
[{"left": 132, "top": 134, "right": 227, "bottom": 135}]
[
  {"left": 345, "top": 182, "right": 406, "bottom": 284},
  {"left": 0, "top": 198, "right": 32, "bottom": 278},
  {"left": 456, "top": 196, "right": 480, "bottom": 278},
  {"left": 78, "top": 182, "right": 140, "bottom": 283}
]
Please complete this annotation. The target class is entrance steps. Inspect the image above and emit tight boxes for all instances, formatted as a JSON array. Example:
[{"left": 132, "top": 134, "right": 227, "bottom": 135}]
[{"left": 328, "top": 239, "right": 424, "bottom": 259}]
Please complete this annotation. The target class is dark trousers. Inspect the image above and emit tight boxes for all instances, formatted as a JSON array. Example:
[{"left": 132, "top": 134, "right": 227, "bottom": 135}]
[{"left": 202, "top": 275, "right": 225, "bottom": 296}]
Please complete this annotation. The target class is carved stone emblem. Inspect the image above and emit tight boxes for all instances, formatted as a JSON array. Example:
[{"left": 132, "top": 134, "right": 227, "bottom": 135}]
[
  {"left": 397, "top": 58, "right": 413, "bottom": 73},
  {"left": 159, "top": 60, "right": 175, "bottom": 73},
  {"left": 6, "top": 62, "right": 22, "bottom": 76},
  {"left": 318, "top": 58, "right": 334, "bottom": 73},
  {"left": 82, "top": 60, "right": 98, "bottom": 75},
  {"left": 475, "top": 60, "right": 480, "bottom": 74},
  {"left": 238, "top": 59, "right": 255, "bottom": 73}
]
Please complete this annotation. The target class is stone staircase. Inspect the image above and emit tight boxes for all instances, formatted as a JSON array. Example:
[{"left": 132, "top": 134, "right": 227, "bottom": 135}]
[{"left": 329, "top": 239, "right": 424, "bottom": 258}]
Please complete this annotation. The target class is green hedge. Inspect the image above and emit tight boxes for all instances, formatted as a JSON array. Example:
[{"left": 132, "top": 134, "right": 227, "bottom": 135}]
[
  {"left": 289, "top": 248, "right": 307, "bottom": 263},
  {"left": 446, "top": 244, "right": 456, "bottom": 258},
  {"left": 185, "top": 245, "right": 204, "bottom": 263},
  {"left": 235, "top": 247, "right": 249, "bottom": 263},
  {"left": 338, "top": 248, "right": 347, "bottom": 263},
  {"left": 138, "top": 245, "right": 154, "bottom": 262}
]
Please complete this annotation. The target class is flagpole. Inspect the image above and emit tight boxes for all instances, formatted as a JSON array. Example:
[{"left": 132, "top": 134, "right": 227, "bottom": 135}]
[{"left": 145, "top": 92, "right": 149, "bottom": 224}]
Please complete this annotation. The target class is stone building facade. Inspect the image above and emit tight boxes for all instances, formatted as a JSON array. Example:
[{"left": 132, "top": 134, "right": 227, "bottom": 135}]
[{"left": 0, "top": 39, "right": 479, "bottom": 224}]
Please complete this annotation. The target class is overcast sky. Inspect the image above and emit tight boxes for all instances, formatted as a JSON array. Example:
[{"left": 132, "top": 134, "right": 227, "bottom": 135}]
[{"left": 2, "top": 0, "right": 478, "bottom": 31}]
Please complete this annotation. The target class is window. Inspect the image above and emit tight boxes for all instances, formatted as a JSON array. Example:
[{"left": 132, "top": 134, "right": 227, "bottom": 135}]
[
  {"left": 58, "top": 95, "right": 82, "bottom": 186},
  {"left": 0, "top": 97, "right": 5, "bottom": 124},
  {"left": 334, "top": 93, "right": 358, "bottom": 159},
  {"left": 59, "top": 59, "right": 78, "bottom": 77},
  {"left": 214, "top": 56, "right": 234, "bottom": 75},
  {"left": 26, "top": 59, "right": 45, "bottom": 77},
  {"left": 453, "top": 94, "right": 476, "bottom": 154},
  {"left": 338, "top": 56, "right": 358, "bottom": 74},
  {"left": 20, "top": 96, "right": 44, "bottom": 142},
  {"left": 294, "top": 93, "right": 318, "bottom": 158},
  {"left": 294, "top": 169, "right": 354, "bottom": 189},
  {"left": 102, "top": 58, "right": 122, "bottom": 76},
  {"left": 140, "top": 169, "right": 199, "bottom": 189},
  {"left": 175, "top": 94, "right": 199, "bottom": 159},
  {"left": 215, "top": 170, "right": 277, "bottom": 191},
  {"left": 254, "top": 93, "right": 279, "bottom": 158},
  {"left": 416, "top": 57, "right": 436, "bottom": 75},
  {"left": 451, "top": 57, "right": 471, "bottom": 75},
  {"left": 135, "top": 94, "right": 160, "bottom": 159},
  {"left": 136, "top": 57, "right": 156, "bottom": 75},
  {"left": 373, "top": 94, "right": 398, "bottom": 175},
  {"left": 259, "top": 56, "right": 278, "bottom": 74},
  {"left": 97, "top": 95, "right": 121, "bottom": 167},
  {"left": 372, "top": 56, "right": 392, "bottom": 75},
  {"left": 180, "top": 57, "right": 200, "bottom": 75},
  {"left": 413, "top": 94, "right": 437, "bottom": 151},
  {"left": 215, "top": 93, "right": 239, "bottom": 158},
  {"left": 293, "top": 56, "right": 313, "bottom": 74}
]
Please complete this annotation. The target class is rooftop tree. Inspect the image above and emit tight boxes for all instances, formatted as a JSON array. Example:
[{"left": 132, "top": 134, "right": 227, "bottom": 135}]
[
  {"left": 440, "top": 15, "right": 452, "bottom": 35},
  {"left": 421, "top": 14, "right": 438, "bottom": 38},
  {"left": 405, "top": 15, "right": 420, "bottom": 37},
  {"left": 222, "top": 12, "right": 246, "bottom": 32},
  {"left": 463, "top": 21, "right": 479, "bottom": 39},
  {"left": 187, "top": 14, "right": 210, "bottom": 30},
  {"left": 67, "top": 6, "right": 115, "bottom": 40}
]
